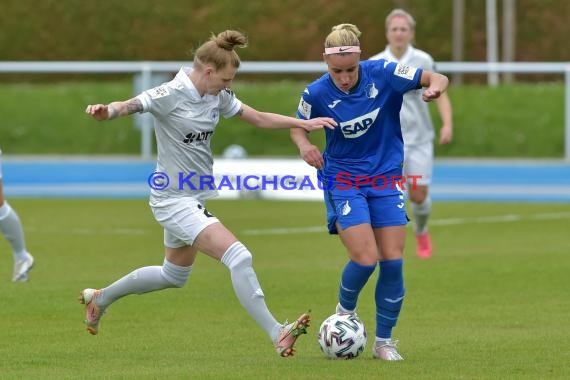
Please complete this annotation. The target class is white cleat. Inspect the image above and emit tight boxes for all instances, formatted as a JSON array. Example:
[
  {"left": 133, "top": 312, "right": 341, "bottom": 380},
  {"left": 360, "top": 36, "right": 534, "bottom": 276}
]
[
  {"left": 12, "top": 253, "right": 34, "bottom": 282},
  {"left": 373, "top": 340, "right": 404, "bottom": 361}
]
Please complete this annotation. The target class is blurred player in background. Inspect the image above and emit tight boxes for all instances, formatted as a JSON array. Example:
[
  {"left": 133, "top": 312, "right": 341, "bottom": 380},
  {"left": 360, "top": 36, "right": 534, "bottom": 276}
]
[
  {"left": 291, "top": 23, "right": 448, "bottom": 360},
  {"left": 0, "top": 149, "right": 34, "bottom": 282},
  {"left": 370, "top": 9, "right": 454, "bottom": 259},
  {"left": 82, "top": 30, "right": 336, "bottom": 357}
]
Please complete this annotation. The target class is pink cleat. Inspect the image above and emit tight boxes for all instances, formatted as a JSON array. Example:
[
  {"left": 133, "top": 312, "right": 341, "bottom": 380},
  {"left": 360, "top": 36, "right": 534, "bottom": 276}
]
[
  {"left": 274, "top": 312, "right": 311, "bottom": 357},
  {"left": 78, "top": 288, "right": 105, "bottom": 335},
  {"left": 415, "top": 231, "right": 432, "bottom": 259}
]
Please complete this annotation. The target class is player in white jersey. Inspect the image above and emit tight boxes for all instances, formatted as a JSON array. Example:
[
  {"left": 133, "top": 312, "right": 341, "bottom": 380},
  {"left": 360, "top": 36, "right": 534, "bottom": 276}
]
[
  {"left": 81, "top": 30, "right": 336, "bottom": 357},
  {"left": 370, "top": 9, "right": 453, "bottom": 259},
  {"left": 0, "top": 149, "right": 34, "bottom": 282}
]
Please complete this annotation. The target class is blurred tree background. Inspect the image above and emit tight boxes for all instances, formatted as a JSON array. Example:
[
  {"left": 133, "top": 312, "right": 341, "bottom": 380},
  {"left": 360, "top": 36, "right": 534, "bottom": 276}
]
[{"left": 1, "top": 0, "right": 568, "bottom": 63}]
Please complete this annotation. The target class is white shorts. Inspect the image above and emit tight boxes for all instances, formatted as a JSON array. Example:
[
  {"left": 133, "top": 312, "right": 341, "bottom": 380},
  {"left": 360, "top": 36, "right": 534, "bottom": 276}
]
[
  {"left": 403, "top": 142, "right": 433, "bottom": 186},
  {"left": 151, "top": 197, "right": 220, "bottom": 248}
]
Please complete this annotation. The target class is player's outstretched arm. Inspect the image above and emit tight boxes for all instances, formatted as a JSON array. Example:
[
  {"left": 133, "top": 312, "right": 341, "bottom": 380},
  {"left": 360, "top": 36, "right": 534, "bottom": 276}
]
[
  {"left": 237, "top": 104, "right": 336, "bottom": 132},
  {"left": 85, "top": 98, "right": 143, "bottom": 121}
]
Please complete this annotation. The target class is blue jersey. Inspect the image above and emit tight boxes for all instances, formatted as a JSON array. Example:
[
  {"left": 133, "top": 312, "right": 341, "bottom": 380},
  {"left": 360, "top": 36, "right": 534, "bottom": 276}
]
[{"left": 297, "top": 60, "right": 422, "bottom": 183}]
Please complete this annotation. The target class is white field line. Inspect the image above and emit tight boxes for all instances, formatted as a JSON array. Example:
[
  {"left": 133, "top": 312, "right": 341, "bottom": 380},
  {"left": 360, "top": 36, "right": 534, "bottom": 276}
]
[
  {"left": 242, "top": 211, "right": 570, "bottom": 236},
  {"left": 26, "top": 227, "right": 147, "bottom": 235},
  {"left": 79, "top": 228, "right": 147, "bottom": 235},
  {"left": 24, "top": 211, "right": 570, "bottom": 237}
]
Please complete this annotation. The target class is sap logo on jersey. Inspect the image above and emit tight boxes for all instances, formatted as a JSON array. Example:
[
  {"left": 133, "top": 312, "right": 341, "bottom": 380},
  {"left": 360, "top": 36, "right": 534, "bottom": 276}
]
[{"left": 340, "top": 108, "right": 380, "bottom": 138}]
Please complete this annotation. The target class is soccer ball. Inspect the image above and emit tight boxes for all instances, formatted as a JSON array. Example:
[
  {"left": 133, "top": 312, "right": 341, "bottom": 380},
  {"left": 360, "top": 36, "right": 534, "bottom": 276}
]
[
  {"left": 222, "top": 144, "right": 248, "bottom": 159},
  {"left": 317, "top": 313, "right": 367, "bottom": 359}
]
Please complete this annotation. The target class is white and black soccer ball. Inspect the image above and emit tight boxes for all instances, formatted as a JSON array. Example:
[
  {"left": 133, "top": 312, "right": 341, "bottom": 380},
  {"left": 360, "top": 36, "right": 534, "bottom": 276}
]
[
  {"left": 318, "top": 313, "right": 367, "bottom": 359},
  {"left": 222, "top": 144, "right": 248, "bottom": 159}
]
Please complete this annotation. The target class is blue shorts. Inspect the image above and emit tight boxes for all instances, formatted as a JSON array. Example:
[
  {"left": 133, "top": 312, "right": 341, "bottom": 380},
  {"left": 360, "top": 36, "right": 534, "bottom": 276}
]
[{"left": 324, "top": 185, "right": 408, "bottom": 234}]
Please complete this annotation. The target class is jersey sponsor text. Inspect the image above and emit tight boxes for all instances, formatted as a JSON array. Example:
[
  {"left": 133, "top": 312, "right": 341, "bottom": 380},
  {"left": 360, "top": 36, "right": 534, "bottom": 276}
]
[
  {"left": 340, "top": 108, "right": 380, "bottom": 138},
  {"left": 183, "top": 131, "right": 213, "bottom": 144}
]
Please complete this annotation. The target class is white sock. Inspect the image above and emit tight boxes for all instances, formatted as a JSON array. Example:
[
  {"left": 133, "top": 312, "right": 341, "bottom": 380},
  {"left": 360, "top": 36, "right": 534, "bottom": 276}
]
[
  {"left": 411, "top": 196, "right": 432, "bottom": 234},
  {"left": 96, "top": 258, "right": 192, "bottom": 309},
  {"left": 375, "top": 337, "right": 392, "bottom": 345},
  {"left": 337, "top": 303, "right": 355, "bottom": 314},
  {"left": 0, "top": 202, "right": 29, "bottom": 261},
  {"left": 221, "top": 242, "right": 281, "bottom": 342}
]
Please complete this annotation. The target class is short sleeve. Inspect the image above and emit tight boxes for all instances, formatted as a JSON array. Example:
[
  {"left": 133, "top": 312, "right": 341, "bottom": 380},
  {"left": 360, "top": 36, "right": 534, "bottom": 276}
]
[
  {"left": 136, "top": 84, "right": 173, "bottom": 115},
  {"left": 296, "top": 88, "right": 312, "bottom": 120},
  {"left": 218, "top": 88, "right": 243, "bottom": 118},
  {"left": 385, "top": 61, "right": 423, "bottom": 94}
]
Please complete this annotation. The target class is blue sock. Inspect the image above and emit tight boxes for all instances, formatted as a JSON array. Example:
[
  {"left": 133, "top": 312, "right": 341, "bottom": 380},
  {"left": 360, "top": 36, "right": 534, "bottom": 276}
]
[
  {"left": 375, "top": 258, "right": 405, "bottom": 339},
  {"left": 338, "top": 261, "right": 376, "bottom": 311}
]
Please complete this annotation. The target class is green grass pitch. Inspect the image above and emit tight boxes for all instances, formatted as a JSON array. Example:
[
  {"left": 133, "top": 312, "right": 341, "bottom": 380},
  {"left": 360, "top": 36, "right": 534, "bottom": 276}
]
[{"left": 1, "top": 199, "right": 569, "bottom": 379}]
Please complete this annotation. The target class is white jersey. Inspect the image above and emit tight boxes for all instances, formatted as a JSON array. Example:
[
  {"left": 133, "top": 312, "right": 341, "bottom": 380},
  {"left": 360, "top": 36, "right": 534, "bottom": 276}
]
[
  {"left": 137, "top": 67, "right": 242, "bottom": 204},
  {"left": 370, "top": 46, "right": 435, "bottom": 145}
]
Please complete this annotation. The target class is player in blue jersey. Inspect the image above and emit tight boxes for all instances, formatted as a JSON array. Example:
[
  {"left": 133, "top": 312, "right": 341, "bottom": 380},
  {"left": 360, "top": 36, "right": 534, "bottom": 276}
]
[{"left": 291, "top": 23, "right": 448, "bottom": 360}]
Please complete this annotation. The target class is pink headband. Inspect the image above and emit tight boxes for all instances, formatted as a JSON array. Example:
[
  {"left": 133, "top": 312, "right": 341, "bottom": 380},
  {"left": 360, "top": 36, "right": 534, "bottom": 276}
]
[{"left": 324, "top": 46, "right": 361, "bottom": 55}]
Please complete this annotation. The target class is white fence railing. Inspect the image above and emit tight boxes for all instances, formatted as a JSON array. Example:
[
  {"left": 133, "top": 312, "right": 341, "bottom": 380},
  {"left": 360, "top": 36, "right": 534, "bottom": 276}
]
[{"left": 1, "top": 61, "right": 569, "bottom": 161}]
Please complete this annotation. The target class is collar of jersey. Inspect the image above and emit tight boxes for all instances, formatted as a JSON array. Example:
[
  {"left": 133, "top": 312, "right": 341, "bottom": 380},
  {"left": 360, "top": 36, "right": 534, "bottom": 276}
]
[
  {"left": 176, "top": 66, "right": 205, "bottom": 102},
  {"left": 383, "top": 45, "right": 414, "bottom": 64}
]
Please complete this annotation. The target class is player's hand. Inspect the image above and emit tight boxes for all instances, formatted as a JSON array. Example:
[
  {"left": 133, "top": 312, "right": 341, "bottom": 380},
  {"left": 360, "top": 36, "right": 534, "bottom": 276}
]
[
  {"left": 85, "top": 104, "right": 110, "bottom": 121},
  {"left": 300, "top": 144, "right": 324, "bottom": 169},
  {"left": 422, "top": 88, "right": 442, "bottom": 102},
  {"left": 300, "top": 117, "right": 337, "bottom": 132},
  {"left": 439, "top": 125, "right": 453, "bottom": 145}
]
